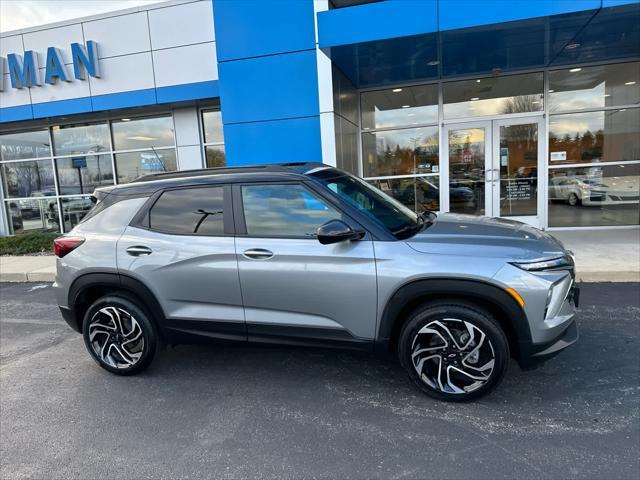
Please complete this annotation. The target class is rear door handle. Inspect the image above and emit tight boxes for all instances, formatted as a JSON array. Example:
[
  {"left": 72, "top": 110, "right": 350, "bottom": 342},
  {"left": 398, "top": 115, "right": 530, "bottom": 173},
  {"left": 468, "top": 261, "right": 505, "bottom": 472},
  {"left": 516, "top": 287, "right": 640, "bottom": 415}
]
[
  {"left": 126, "top": 245, "right": 153, "bottom": 256},
  {"left": 243, "top": 248, "right": 273, "bottom": 260}
]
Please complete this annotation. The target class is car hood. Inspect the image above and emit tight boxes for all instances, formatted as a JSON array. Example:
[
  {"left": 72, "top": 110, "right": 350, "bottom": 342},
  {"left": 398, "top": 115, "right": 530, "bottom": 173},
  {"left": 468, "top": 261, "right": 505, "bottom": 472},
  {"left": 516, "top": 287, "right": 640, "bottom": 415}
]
[{"left": 406, "top": 213, "right": 566, "bottom": 261}]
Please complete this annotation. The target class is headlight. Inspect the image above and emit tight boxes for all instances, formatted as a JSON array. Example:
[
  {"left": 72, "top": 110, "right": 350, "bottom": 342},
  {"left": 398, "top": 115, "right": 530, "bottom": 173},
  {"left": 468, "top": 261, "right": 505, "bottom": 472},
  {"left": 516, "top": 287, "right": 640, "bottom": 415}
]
[{"left": 510, "top": 256, "right": 573, "bottom": 272}]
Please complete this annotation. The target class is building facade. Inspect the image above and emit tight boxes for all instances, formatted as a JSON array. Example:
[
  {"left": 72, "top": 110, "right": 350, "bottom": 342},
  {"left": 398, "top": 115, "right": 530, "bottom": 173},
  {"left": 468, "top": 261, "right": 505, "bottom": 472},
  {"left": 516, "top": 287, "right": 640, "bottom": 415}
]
[{"left": 0, "top": 0, "right": 638, "bottom": 236}]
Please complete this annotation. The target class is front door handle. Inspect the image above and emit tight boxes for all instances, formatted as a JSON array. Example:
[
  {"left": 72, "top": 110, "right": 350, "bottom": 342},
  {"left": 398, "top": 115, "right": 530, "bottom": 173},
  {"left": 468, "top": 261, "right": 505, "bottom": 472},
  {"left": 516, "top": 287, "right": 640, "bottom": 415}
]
[
  {"left": 243, "top": 248, "right": 274, "bottom": 260},
  {"left": 126, "top": 245, "right": 153, "bottom": 256}
]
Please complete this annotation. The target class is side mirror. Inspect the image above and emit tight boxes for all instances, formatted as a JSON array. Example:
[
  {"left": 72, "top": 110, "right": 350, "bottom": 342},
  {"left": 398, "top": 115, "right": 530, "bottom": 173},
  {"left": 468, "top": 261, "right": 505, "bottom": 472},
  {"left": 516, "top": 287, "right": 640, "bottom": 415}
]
[{"left": 317, "top": 219, "right": 365, "bottom": 245}]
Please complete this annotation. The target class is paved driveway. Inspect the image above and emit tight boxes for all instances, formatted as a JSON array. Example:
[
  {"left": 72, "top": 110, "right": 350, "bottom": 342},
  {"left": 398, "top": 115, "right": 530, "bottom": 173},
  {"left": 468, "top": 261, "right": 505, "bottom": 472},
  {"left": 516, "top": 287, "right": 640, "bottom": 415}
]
[{"left": 1, "top": 282, "right": 638, "bottom": 479}]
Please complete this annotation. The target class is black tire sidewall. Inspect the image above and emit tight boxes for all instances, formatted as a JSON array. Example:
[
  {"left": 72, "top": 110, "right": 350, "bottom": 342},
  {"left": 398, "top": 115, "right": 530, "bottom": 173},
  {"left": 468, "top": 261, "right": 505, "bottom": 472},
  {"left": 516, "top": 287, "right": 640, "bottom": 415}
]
[
  {"left": 82, "top": 295, "right": 158, "bottom": 376},
  {"left": 398, "top": 302, "right": 509, "bottom": 402}
]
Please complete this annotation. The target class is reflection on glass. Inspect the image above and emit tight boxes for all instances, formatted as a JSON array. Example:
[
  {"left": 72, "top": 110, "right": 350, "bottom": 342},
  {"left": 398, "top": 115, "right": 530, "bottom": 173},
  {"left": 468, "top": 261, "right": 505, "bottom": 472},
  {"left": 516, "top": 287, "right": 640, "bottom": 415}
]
[
  {"left": 369, "top": 176, "right": 440, "bottom": 212},
  {"left": 205, "top": 146, "right": 226, "bottom": 168},
  {"left": 499, "top": 124, "right": 538, "bottom": 217},
  {"left": 202, "top": 110, "right": 224, "bottom": 144},
  {"left": 362, "top": 126, "right": 438, "bottom": 177},
  {"left": 0, "top": 129, "right": 51, "bottom": 161},
  {"left": 549, "top": 108, "right": 640, "bottom": 165},
  {"left": 60, "top": 196, "right": 94, "bottom": 232},
  {"left": 241, "top": 184, "right": 341, "bottom": 236},
  {"left": 5, "top": 198, "right": 59, "bottom": 234},
  {"left": 361, "top": 85, "right": 438, "bottom": 129},
  {"left": 52, "top": 123, "right": 110, "bottom": 156},
  {"left": 548, "top": 164, "right": 639, "bottom": 227},
  {"left": 448, "top": 128, "right": 485, "bottom": 215},
  {"left": 115, "top": 149, "right": 177, "bottom": 183},
  {"left": 1, "top": 159, "right": 55, "bottom": 198},
  {"left": 443, "top": 72, "right": 543, "bottom": 119},
  {"left": 111, "top": 116, "right": 175, "bottom": 150},
  {"left": 549, "top": 62, "right": 640, "bottom": 112},
  {"left": 55, "top": 155, "right": 114, "bottom": 194}
]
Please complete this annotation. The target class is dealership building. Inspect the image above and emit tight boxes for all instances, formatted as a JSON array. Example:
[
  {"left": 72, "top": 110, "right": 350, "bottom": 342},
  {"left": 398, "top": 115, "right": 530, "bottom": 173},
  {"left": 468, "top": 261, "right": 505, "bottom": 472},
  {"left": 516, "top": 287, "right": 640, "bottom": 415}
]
[{"left": 0, "top": 0, "right": 638, "bottom": 236}]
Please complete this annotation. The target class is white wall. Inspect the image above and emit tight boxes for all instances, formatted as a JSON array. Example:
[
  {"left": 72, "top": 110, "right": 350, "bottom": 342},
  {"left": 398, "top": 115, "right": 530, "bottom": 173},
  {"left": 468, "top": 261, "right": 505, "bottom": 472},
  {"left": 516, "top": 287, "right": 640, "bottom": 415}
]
[{"left": 0, "top": 0, "right": 217, "bottom": 109}]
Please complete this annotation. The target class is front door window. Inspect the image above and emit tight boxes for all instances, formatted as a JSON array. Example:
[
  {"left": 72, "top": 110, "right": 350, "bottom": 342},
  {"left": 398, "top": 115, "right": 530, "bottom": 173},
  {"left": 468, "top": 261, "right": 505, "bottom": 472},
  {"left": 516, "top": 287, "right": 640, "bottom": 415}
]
[{"left": 447, "top": 127, "right": 487, "bottom": 215}]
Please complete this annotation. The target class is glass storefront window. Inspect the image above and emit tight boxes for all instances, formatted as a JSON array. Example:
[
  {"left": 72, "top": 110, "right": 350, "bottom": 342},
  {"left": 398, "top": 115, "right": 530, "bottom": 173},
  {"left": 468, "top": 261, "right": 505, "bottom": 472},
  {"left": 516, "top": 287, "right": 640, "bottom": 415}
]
[
  {"left": 549, "top": 62, "right": 640, "bottom": 112},
  {"left": 361, "top": 85, "right": 438, "bottom": 130},
  {"left": 202, "top": 110, "right": 224, "bottom": 144},
  {"left": 55, "top": 155, "right": 114, "bottom": 194},
  {"left": 205, "top": 146, "right": 226, "bottom": 168},
  {"left": 443, "top": 72, "right": 543, "bottom": 119},
  {"left": 111, "top": 116, "right": 175, "bottom": 150},
  {"left": 369, "top": 176, "right": 440, "bottom": 212},
  {"left": 114, "top": 149, "right": 177, "bottom": 183},
  {"left": 362, "top": 126, "right": 439, "bottom": 177},
  {"left": 5, "top": 198, "right": 60, "bottom": 234},
  {"left": 548, "top": 163, "right": 639, "bottom": 227},
  {"left": 0, "top": 129, "right": 51, "bottom": 161},
  {"left": 1, "top": 159, "right": 55, "bottom": 198},
  {"left": 60, "top": 196, "right": 95, "bottom": 232},
  {"left": 52, "top": 123, "right": 111, "bottom": 156},
  {"left": 548, "top": 108, "right": 640, "bottom": 165}
]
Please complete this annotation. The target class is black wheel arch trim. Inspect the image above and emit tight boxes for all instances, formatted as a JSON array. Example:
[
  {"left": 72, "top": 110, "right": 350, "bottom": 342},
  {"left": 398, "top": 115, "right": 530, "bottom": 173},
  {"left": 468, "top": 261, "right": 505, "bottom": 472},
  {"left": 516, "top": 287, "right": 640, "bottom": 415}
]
[
  {"left": 376, "top": 278, "right": 533, "bottom": 362},
  {"left": 67, "top": 272, "right": 168, "bottom": 338}
]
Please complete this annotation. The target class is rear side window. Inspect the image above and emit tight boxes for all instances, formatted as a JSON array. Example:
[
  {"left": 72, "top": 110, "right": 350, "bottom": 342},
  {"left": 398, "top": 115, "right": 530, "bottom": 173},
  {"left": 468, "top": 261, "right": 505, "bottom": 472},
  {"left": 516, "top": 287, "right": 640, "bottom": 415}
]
[
  {"left": 241, "top": 184, "right": 341, "bottom": 237},
  {"left": 149, "top": 186, "right": 225, "bottom": 235}
]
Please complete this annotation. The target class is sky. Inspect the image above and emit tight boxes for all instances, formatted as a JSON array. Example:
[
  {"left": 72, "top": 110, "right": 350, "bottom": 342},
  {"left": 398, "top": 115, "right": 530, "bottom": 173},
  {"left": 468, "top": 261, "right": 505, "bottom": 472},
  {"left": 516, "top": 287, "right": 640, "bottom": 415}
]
[{"left": 0, "top": 0, "right": 165, "bottom": 32}]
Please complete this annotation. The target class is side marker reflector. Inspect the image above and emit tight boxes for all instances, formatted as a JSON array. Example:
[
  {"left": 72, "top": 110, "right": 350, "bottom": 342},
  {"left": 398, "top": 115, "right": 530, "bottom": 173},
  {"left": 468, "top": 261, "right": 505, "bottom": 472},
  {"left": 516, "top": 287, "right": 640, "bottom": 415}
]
[{"left": 505, "top": 287, "right": 526, "bottom": 308}]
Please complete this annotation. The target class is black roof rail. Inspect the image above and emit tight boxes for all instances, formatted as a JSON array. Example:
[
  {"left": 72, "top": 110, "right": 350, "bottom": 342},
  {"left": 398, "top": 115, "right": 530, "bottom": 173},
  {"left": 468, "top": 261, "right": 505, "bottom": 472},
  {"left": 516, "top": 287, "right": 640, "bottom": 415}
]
[{"left": 129, "top": 162, "right": 327, "bottom": 183}]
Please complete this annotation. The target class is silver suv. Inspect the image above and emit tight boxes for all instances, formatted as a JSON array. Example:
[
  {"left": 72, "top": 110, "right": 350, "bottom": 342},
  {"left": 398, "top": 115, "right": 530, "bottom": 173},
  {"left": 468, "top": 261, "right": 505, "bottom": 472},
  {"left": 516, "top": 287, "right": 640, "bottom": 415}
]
[{"left": 54, "top": 163, "right": 579, "bottom": 401}]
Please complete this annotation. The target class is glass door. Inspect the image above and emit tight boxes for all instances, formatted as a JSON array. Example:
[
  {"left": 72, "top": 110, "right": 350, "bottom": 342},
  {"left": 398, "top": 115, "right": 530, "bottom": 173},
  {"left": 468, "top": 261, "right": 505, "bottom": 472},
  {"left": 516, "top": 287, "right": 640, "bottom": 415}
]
[
  {"left": 442, "top": 117, "right": 543, "bottom": 226},
  {"left": 492, "top": 117, "right": 543, "bottom": 227},
  {"left": 442, "top": 121, "right": 493, "bottom": 216}
]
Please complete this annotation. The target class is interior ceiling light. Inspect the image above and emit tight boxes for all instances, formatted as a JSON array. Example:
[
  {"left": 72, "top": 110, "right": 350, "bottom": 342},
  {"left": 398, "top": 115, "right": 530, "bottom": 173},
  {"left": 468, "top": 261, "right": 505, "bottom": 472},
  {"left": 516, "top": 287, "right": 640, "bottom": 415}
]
[
  {"left": 127, "top": 136, "right": 156, "bottom": 141},
  {"left": 392, "top": 88, "right": 403, "bottom": 93},
  {"left": 121, "top": 118, "right": 131, "bottom": 122},
  {"left": 569, "top": 68, "right": 582, "bottom": 73},
  {"left": 548, "top": 89, "right": 555, "bottom": 93},
  {"left": 625, "top": 81, "right": 636, "bottom": 85},
  {"left": 471, "top": 97, "right": 480, "bottom": 101},
  {"left": 476, "top": 79, "right": 481, "bottom": 83},
  {"left": 427, "top": 60, "right": 439, "bottom": 66},
  {"left": 566, "top": 43, "right": 580, "bottom": 50},
  {"left": 402, "top": 105, "right": 411, "bottom": 108}
]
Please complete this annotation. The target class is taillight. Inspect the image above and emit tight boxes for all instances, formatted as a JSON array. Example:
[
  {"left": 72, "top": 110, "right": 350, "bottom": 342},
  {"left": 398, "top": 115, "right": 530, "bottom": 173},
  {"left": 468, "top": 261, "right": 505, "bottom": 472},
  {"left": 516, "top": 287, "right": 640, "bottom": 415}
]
[{"left": 54, "top": 236, "right": 85, "bottom": 258}]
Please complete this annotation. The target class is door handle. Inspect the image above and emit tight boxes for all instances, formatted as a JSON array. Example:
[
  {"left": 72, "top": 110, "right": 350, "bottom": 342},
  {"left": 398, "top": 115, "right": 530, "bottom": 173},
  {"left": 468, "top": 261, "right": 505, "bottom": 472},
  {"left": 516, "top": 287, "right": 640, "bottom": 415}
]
[
  {"left": 243, "top": 248, "right": 274, "bottom": 260},
  {"left": 126, "top": 245, "right": 153, "bottom": 256},
  {"left": 492, "top": 168, "right": 500, "bottom": 183}
]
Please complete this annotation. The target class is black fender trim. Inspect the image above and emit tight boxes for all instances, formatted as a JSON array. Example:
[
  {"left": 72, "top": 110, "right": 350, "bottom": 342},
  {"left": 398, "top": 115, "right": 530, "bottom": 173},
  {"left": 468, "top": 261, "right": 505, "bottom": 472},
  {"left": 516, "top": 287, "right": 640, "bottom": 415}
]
[
  {"left": 376, "top": 278, "right": 533, "bottom": 363},
  {"left": 67, "top": 272, "right": 168, "bottom": 338}
]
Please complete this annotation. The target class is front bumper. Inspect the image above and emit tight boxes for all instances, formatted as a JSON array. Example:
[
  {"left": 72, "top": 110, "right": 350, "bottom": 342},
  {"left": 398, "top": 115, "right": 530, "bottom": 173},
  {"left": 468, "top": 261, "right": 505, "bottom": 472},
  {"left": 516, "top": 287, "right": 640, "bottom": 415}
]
[{"left": 519, "top": 318, "right": 578, "bottom": 369}]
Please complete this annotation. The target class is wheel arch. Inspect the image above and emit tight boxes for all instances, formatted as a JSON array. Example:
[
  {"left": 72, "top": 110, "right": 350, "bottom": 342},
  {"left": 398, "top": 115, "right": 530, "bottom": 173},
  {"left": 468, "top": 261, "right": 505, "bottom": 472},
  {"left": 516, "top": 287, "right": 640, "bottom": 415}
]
[
  {"left": 67, "top": 272, "right": 167, "bottom": 338},
  {"left": 377, "top": 278, "right": 532, "bottom": 361}
]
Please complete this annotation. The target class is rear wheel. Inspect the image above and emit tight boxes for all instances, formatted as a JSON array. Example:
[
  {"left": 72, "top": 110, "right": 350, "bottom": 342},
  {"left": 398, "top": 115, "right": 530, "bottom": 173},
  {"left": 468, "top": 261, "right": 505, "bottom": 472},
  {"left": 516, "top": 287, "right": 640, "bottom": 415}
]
[
  {"left": 82, "top": 295, "right": 158, "bottom": 375},
  {"left": 398, "top": 302, "right": 509, "bottom": 401}
]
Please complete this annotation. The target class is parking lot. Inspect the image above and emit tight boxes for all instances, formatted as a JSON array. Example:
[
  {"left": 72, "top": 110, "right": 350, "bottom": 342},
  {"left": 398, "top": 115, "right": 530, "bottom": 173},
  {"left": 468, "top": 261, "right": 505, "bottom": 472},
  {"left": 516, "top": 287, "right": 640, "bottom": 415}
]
[{"left": 1, "top": 282, "right": 638, "bottom": 479}]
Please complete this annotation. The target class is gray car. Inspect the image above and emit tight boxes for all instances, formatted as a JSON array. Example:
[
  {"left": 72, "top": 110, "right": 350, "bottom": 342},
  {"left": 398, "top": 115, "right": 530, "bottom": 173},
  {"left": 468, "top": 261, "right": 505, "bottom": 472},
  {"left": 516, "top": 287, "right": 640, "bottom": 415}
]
[{"left": 54, "top": 163, "right": 578, "bottom": 401}]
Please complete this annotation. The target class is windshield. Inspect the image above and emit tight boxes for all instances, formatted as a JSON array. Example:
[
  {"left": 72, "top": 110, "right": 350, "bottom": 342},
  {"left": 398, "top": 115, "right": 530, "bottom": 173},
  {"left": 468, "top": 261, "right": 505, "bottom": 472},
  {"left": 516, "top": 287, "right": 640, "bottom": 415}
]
[{"left": 308, "top": 168, "right": 422, "bottom": 238}]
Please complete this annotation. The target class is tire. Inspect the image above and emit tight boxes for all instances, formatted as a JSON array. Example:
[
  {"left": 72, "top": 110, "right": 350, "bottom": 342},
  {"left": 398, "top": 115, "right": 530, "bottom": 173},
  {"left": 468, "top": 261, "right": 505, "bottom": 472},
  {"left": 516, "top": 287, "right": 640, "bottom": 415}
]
[
  {"left": 82, "top": 295, "right": 158, "bottom": 375},
  {"left": 398, "top": 302, "right": 509, "bottom": 402},
  {"left": 568, "top": 193, "right": 580, "bottom": 206}
]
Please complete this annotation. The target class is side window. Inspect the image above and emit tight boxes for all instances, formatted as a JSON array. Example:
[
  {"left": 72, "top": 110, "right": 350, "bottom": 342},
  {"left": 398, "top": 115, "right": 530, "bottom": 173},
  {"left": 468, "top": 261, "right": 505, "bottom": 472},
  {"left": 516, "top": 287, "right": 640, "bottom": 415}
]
[
  {"left": 149, "top": 186, "right": 225, "bottom": 235},
  {"left": 241, "top": 184, "right": 341, "bottom": 237}
]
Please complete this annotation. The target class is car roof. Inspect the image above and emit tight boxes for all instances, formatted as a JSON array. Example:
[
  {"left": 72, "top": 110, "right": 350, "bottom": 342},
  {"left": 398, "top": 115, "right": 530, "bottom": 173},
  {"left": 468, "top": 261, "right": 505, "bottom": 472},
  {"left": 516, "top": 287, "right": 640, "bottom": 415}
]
[{"left": 97, "top": 162, "right": 330, "bottom": 197}]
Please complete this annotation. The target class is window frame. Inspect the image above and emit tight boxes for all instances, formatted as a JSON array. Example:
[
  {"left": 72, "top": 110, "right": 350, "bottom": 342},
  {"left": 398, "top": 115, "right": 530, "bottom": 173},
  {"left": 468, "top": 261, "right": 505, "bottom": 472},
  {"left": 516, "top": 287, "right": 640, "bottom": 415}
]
[
  {"left": 232, "top": 181, "right": 366, "bottom": 239},
  {"left": 131, "top": 183, "right": 234, "bottom": 237}
]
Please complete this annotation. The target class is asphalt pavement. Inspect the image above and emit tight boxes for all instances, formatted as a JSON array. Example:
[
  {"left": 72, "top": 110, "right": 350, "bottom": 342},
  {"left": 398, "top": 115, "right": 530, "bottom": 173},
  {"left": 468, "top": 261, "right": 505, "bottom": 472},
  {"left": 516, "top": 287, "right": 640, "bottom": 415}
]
[{"left": 1, "top": 282, "right": 639, "bottom": 479}]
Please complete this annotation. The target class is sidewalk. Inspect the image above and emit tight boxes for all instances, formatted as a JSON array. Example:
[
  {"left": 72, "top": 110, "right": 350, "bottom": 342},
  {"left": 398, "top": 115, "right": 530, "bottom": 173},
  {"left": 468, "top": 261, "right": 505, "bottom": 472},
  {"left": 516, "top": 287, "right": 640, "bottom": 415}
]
[{"left": 0, "top": 229, "right": 638, "bottom": 283}]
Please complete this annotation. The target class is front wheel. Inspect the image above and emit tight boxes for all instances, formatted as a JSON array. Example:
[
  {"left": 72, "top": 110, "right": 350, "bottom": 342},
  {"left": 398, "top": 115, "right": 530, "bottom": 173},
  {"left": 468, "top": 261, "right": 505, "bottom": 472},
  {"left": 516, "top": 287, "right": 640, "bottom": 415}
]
[
  {"left": 398, "top": 302, "right": 509, "bottom": 401},
  {"left": 82, "top": 295, "right": 158, "bottom": 375}
]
